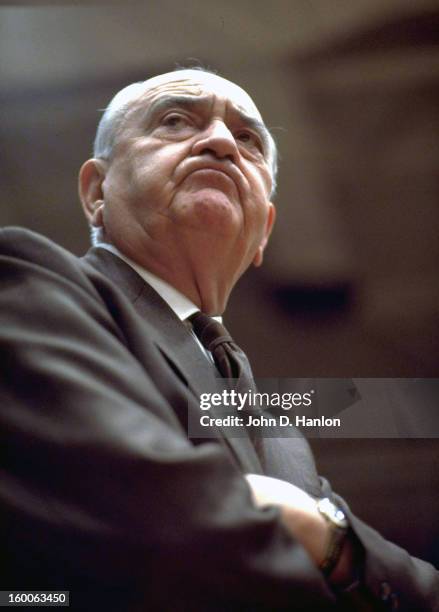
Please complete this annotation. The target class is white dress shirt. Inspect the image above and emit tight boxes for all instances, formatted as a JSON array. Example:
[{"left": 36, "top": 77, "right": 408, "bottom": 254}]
[{"left": 97, "top": 242, "right": 221, "bottom": 361}]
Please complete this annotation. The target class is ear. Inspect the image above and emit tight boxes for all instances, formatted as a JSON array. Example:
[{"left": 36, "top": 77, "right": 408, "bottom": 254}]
[
  {"left": 78, "top": 158, "right": 108, "bottom": 228},
  {"left": 253, "top": 203, "right": 276, "bottom": 267}
]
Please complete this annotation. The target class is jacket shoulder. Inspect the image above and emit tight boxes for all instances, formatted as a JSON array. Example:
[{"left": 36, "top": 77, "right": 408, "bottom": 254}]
[
  {"left": 0, "top": 226, "right": 79, "bottom": 266},
  {"left": 0, "top": 226, "right": 99, "bottom": 285}
]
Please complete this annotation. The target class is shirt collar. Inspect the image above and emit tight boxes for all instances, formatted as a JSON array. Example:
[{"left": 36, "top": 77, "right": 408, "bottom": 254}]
[{"left": 97, "top": 243, "right": 222, "bottom": 323}]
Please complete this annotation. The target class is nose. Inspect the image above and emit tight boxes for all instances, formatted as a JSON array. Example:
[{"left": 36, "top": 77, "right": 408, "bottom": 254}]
[{"left": 191, "top": 120, "right": 239, "bottom": 163}]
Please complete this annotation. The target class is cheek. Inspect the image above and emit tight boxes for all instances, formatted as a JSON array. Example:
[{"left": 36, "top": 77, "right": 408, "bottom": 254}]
[
  {"left": 256, "top": 166, "right": 273, "bottom": 197},
  {"left": 105, "top": 157, "right": 167, "bottom": 204},
  {"left": 131, "top": 146, "right": 183, "bottom": 196},
  {"left": 246, "top": 172, "right": 271, "bottom": 218},
  {"left": 247, "top": 194, "right": 272, "bottom": 249},
  {"left": 242, "top": 158, "right": 272, "bottom": 196}
]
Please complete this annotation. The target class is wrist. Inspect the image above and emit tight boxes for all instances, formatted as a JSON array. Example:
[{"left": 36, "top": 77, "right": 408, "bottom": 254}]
[
  {"left": 280, "top": 500, "right": 329, "bottom": 565},
  {"left": 326, "top": 531, "right": 356, "bottom": 586},
  {"left": 316, "top": 497, "right": 349, "bottom": 579}
]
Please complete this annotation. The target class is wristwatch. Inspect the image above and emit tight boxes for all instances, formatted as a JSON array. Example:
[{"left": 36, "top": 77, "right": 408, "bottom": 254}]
[{"left": 316, "top": 497, "right": 349, "bottom": 577}]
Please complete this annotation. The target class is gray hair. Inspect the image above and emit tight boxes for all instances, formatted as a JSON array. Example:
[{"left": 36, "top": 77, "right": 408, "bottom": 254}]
[
  {"left": 90, "top": 70, "right": 278, "bottom": 245},
  {"left": 91, "top": 82, "right": 154, "bottom": 245}
]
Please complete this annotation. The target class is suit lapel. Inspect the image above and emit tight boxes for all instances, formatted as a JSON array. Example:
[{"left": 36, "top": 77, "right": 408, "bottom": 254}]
[{"left": 83, "top": 247, "right": 263, "bottom": 474}]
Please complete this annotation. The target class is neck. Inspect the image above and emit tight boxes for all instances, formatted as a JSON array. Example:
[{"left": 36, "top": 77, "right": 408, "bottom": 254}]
[
  {"left": 106, "top": 234, "right": 250, "bottom": 316},
  {"left": 143, "top": 251, "right": 238, "bottom": 315}
]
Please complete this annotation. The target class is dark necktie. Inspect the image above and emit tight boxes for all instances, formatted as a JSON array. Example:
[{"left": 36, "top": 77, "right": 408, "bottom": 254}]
[
  {"left": 189, "top": 312, "right": 256, "bottom": 390},
  {"left": 189, "top": 312, "right": 264, "bottom": 461}
]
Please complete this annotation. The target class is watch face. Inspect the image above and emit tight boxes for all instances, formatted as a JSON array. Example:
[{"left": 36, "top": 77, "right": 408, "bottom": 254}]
[{"left": 318, "top": 497, "right": 349, "bottom": 529}]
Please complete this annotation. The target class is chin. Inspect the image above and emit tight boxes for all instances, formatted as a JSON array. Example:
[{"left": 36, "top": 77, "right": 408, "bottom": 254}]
[{"left": 175, "top": 189, "right": 240, "bottom": 232}]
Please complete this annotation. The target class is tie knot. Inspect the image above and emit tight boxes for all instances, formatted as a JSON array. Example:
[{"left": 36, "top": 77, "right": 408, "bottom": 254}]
[{"left": 189, "top": 312, "right": 233, "bottom": 352}]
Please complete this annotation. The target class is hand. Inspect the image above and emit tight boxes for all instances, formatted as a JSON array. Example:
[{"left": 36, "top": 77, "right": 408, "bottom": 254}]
[{"left": 245, "top": 474, "right": 355, "bottom": 585}]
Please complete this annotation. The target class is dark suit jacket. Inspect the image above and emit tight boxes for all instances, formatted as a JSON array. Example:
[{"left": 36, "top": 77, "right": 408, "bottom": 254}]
[{"left": 0, "top": 227, "right": 437, "bottom": 611}]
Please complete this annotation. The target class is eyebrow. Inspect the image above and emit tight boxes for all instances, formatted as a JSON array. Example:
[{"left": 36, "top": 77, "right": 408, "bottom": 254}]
[
  {"left": 142, "top": 94, "right": 271, "bottom": 156},
  {"left": 144, "top": 94, "right": 206, "bottom": 120}
]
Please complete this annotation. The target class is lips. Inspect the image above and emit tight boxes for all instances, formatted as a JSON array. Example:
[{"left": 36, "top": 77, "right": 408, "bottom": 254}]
[
  {"left": 190, "top": 167, "right": 233, "bottom": 182},
  {"left": 187, "top": 169, "right": 238, "bottom": 197},
  {"left": 183, "top": 161, "right": 240, "bottom": 191}
]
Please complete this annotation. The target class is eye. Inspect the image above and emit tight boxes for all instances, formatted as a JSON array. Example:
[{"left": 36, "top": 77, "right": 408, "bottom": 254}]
[
  {"left": 161, "top": 113, "right": 192, "bottom": 129},
  {"left": 235, "top": 130, "right": 262, "bottom": 152}
]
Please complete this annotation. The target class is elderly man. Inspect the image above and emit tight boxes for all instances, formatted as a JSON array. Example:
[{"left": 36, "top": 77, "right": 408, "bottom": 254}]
[{"left": 0, "top": 69, "right": 437, "bottom": 611}]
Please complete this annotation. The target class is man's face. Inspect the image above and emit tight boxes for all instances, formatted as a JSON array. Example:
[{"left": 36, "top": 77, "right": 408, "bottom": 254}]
[{"left": 90, "top": 70, "right": 275, "bottom": 273}]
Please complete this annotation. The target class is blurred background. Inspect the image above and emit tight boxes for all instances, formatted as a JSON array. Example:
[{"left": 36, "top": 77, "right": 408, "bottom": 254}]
[{"left": 1, "top": 1, "right": 438, "bottom": 565}]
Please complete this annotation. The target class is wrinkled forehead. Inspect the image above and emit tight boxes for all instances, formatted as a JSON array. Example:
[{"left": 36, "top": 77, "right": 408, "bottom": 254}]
[{"left": 132, "top": 70, "right": 263, "bottom": 120}]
